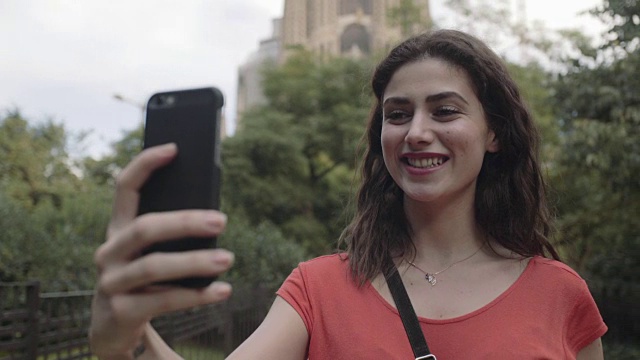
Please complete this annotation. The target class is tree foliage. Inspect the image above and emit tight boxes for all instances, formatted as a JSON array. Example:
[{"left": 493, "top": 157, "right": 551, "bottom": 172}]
[
  {"left": 83, "top": 124, "right": 143, "bottom": 185},
  {"left": 549, "top": 0, "right": 639, "bottom": 345},
  {"left": 387, "top": 0, "right": 431, "bottom": 38},
  {"left": 224, "top": 50, "right": 372, "bottom": 254},
  {"left": 0, "top": 112, "right": 111, "bottom": 290},
  {"left": 221, "top": 219, "right": 307, "bottom": 293},
  {"left": 591, "top": 0, "right": 640, "bottom": 52},
  {"left": 0, "top": 111, "right": 78, "bottom": 209}
]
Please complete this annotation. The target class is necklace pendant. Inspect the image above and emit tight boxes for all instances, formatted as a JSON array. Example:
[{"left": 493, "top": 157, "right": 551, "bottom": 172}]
[{"left": 425, "top": 273, "right": 437, "bottom": 286}]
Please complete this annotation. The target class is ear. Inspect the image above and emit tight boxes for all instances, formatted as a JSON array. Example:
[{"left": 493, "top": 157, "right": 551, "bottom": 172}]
[{"left": 486, "top": 130, "right": 500, "bottom": 153}]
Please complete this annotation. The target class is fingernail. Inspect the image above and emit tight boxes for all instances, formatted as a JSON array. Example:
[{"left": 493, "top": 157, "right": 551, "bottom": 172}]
[
  {"left": 213, "top": 250, "right": 234, "bottom": 266},
  {"left": 212, "top": 282, "right": 232, "bottom": 297},
  {"left": 206, "top": 213, "right": 226, "bottom": 230},
  {"left": 158, "top": 143, "right": 177, "bottom": 154}
]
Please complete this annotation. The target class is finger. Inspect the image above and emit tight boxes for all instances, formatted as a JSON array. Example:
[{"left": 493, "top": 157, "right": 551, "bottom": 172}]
[
  {"left": 100, "top": 249, "right": 234, "bottom": 294},
  {"left": 96, "top": 210, "right": 226, "bottom": 266},
  {"left": 111, "top": 281, "right": 233, "bottom": 323},
  {"left": 109, "top": 143, "right": 178, "bottom": 233}
]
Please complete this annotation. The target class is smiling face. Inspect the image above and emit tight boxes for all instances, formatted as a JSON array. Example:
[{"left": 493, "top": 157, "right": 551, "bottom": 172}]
[{"left": 381, "top": 58, "right": 499, "bottom": 208}]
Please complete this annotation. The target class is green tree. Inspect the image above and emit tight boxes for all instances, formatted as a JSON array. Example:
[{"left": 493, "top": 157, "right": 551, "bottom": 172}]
[
  {"left": 0, "top": 111, "right": 112, "bottom": 290},
  {"left": 0, "top": 192, "right": 50, "bottom": 282},
  {"left": 0, "top": 111, "right": 79, "bottom": 209},
  {"left": 83, "top": 124, "right": 143, "bottom": 185},
  {"left": 551, "top": 0, "right": 639, "bottom": 268},
  {"left": 25, "top": 185, "right": 110, "bottom": 290},
  {"left": 591, "top": 0, "right": 640, "bottom": 52},
  {"left": 549, "top": 0, "right": 639, "bottom": 349},
  {"left": 506, "top": 62, "right": 561, "bottom": 163},
  {"left": 222, "top": 219, "right": 307, "bottom": 293},
  {"left": 224, "top": 51, "right": 371, "bottom": 254},
  {"left": 387, "top": 0, "right": 431, "bottom": 38}
]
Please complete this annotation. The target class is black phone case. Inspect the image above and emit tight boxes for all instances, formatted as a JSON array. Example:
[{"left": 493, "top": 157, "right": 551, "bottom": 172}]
[{"left": 138, "top": 87, "right": 223, "bottom": 288}]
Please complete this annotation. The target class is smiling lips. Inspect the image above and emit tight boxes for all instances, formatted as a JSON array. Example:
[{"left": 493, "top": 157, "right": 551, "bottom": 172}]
[{"left": 404, "top": 155, "right": 448, "bottom": 169}]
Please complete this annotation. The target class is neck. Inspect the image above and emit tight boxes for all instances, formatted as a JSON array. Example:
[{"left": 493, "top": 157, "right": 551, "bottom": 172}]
[{"left": 403, "top": 193, "right": 486, "bottom": 268}]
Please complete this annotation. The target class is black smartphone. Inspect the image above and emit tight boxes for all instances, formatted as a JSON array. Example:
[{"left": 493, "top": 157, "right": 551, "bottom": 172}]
[{"left": 138, "top": 87, "right": 223, "bottom": 288}]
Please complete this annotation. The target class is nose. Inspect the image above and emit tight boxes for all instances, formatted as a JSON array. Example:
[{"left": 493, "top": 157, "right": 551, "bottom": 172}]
[{"left": 404, "top": 111, "right": 435, "bottom": 146}]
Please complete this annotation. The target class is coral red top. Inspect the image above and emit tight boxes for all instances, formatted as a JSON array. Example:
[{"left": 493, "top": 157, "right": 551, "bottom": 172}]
[{"left": 277, "top": 254, "right": 607, "bottom": 359}]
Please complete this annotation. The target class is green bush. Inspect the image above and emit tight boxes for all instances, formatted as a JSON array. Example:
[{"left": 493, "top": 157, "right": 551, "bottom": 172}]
[{"left": 221, "top": 217, "right": 308, "bottom": 293}]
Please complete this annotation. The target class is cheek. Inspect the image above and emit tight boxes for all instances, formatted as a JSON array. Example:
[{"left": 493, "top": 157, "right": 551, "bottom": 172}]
[
  {"left": 380, "top": 125, "right": 394, "bottom": 155},
  {"left": 441, "top": 124, "right": 488, "bottom": 152},
  {"left": 440, "top": 131, "right": 460, "bottom": 150},
  {"left": 380, "top": 125, "right": 402, "bottom": 171}
]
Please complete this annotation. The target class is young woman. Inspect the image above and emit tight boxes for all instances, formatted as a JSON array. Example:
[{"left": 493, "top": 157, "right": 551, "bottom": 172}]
[{"left": 89, "top": 30, "right": 607, "bottom": 359}]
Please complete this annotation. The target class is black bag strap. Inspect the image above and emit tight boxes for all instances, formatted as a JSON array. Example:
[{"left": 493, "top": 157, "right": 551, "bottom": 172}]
[{"left": 384, "top": 259, "right": 437, "bottom": 360}]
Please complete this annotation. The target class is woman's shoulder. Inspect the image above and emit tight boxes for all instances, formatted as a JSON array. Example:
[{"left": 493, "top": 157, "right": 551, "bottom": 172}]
[
  {"left": 525, "top": 257, "right": 607, "bottom": 348},
  {"left": 526, "top": 256, "right": 591, "bottom": 292},
  {"left": 280, "top": 253, "right": 355, "bottom": 296},
  {"left": 529, "top": 256, "right": 583, "bottom": 278},
  {"left": 297, "top": 253, "right": 349, "bottom": 273}
]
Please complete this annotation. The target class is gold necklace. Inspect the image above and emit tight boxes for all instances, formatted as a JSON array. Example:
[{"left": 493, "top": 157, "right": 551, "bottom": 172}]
[{"left": 407, "top": 244, "right": 484, "bottom": 286}]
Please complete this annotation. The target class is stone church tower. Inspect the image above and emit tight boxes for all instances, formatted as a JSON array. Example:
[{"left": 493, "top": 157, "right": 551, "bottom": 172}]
[
  {"left": 281, "top": 0, "right": 431, "bottom": 59},
  {"left": 236, "top": 0, "right": 432, "bottom": 129}
]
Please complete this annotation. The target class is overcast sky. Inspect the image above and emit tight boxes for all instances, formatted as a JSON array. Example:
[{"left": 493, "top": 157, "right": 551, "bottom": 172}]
[{"left": 0, "top": 0, "right": 604, "bottom": 157}]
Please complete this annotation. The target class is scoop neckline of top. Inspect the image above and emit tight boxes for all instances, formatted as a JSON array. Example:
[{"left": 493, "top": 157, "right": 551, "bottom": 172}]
[{"left": 367, "top": 255, "right": 538, "bottom": 324}]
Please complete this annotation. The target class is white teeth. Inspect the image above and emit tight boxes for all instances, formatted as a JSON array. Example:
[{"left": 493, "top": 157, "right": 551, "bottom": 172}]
[{"left": 407, "top": 157, "right": 445, "bottom": 168}]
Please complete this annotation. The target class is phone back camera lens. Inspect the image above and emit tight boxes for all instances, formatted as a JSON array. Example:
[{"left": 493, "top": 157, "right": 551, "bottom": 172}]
[{"left": 153, "top": 95, "right": 176, "bottom": 108}]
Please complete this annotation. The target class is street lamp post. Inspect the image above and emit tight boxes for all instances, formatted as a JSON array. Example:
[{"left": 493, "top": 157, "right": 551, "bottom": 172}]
[{"left": 112, "top": 93, "right": 146, "bottom": 123}]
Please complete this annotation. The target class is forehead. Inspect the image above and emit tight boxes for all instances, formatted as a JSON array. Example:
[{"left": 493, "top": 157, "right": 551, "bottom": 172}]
[{"left": 382, "top": 58, "right": 477, "bottom": 102}]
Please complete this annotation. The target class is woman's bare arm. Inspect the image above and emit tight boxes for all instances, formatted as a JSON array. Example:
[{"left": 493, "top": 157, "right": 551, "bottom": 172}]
[
  {"left": 227, "top": 296, "right": 309, "bottom": 360},
  {"left": 576, "top": 337, "right": 604, "bottom": 360}
]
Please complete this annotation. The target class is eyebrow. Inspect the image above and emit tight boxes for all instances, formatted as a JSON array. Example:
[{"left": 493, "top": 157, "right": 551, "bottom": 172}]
[
  {"left": 426, "top": 91, "right": 470, "bottom": 105},
  {"left": 383, "top": 91, "right": 469, "bottom": 106}
]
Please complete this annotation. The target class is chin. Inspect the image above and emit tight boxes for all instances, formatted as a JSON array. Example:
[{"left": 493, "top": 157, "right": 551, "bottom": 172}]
[
  {"left": 402, "top": 185, "right": 477, "bottom": 208},
  {"left": 403, "top": 191, "right": 442, "bottom": 204}
]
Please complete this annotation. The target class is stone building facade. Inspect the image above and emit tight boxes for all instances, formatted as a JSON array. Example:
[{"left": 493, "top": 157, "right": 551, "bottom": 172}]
[
  {"left": 236, "top": 0, "right": 432, "bottom": 129},
  {"left": 282, "top": 0, "right": 431, "bottom": 59},
  {"left": 236, "top": 18, "right": 282, "bottom": 129}
]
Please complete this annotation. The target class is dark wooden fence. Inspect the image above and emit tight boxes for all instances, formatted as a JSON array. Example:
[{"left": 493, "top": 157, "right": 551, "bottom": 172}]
[{"left": 0, "top": 282, "right": 272, "bottom": 359}]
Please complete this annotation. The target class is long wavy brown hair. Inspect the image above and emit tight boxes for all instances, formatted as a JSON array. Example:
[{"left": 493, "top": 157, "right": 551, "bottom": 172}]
[{"left": 338, "top": 29, "right": 560, "bottom": 284}]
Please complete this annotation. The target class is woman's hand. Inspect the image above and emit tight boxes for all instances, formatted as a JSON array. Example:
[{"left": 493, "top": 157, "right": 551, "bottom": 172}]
[{"left": 89, "top": 143, "right": 234, "bottom": 359}]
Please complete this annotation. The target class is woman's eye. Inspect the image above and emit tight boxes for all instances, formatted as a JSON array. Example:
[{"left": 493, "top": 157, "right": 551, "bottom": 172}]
[
  {"left": 433, "top": 106, "right": 460, "bottom": 118},
  {"left": 384, "top": 110, "right": 411, "bottom": 123}
]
